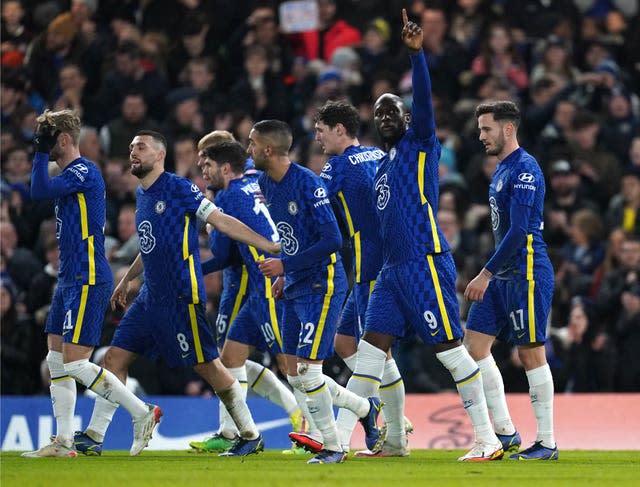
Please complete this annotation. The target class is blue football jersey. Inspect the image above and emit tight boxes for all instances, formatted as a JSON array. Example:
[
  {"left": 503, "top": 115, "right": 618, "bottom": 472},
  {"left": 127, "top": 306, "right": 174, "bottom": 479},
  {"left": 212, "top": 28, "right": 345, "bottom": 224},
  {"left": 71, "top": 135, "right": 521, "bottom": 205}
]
[
  {"left": 259, "top": 163, "right": 343, "bottom": 298},
  {"left": 374, "top": 51, "right": 449, "bottom": 268},
  {"left": 320, "top": 145, "right": 384, "bottom": 283},
  {"left": 51, "top": 157, "right": 112, "bottom": 287},
  {"left": 211, "top": 174, "right": 280, "bottom": 296},
  {"left": 135, "top": 172, "right": 208, "bottom": 303},
  {"left": 488, "top": 147, "right": 552, "bottom": 279}
]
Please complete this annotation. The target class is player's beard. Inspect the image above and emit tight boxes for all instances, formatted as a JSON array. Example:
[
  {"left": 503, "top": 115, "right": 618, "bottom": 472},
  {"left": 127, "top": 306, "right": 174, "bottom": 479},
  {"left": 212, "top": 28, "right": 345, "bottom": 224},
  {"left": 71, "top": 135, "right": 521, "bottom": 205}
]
[
  {"left": 486, "top": 133, "right": 505, "bottom": 156},
  {"left": 131, "top": 160, "right": 153, "bottom": 179}
]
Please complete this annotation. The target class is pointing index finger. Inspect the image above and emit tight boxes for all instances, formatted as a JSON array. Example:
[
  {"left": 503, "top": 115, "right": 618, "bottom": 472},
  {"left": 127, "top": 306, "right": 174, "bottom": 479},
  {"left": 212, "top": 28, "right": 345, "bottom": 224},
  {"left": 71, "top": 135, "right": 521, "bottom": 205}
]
[{"left": 402, "top": 8, "right": 408, "bottom": 26}]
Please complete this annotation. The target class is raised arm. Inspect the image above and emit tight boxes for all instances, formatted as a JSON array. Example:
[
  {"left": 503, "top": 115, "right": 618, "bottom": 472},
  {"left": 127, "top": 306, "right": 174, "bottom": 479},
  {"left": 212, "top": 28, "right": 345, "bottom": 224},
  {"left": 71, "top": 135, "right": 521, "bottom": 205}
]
[{"left": 402, "top": 8, "right": 435, "bottom": 140}]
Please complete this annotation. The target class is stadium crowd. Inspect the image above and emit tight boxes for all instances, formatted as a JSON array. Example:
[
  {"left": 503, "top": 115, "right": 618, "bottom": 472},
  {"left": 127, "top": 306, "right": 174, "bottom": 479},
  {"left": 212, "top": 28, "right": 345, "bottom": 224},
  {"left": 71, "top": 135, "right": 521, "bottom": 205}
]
[{"left": 1, "top": 0, "right": 639, "bottom": 397}]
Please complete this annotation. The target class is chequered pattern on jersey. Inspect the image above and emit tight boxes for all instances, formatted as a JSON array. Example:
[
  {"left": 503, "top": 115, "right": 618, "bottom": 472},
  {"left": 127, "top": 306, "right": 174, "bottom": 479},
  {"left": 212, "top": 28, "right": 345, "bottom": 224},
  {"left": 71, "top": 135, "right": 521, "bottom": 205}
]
[
  {"left": 320, "top": 145, "right": 384, "bottom": 283},
  {"left": 214, "top": 174, "right": 279, "bottom": 296},
  {"left": 374, "top": 129, "right": 449, "bottom": 268},
  {"left": 259, "top": 163, "right": 345, "bottom": 299},
  {"left": 53, "top": 157, "right": 111, "bottom": 287},
  {"left": 489, "top": 148, "right": 553, "bottom": 279},
  {"left": 136, "top": 172, "right": 206, "bottom": 303}
]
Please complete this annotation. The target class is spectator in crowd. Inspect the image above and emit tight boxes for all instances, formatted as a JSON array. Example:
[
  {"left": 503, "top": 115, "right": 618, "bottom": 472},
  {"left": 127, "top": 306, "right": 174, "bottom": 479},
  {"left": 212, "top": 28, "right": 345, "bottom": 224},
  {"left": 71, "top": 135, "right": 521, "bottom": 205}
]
[
  {"left": 229, "top": 44, "right": 288, "bottom": 123},
  {"left": 600, "top": 88, "right": 640, "bottom": 163},
  {"left": 289, "top": 0, "right": 362, "bottom": 63},
  {"left": 471, "top": 21, "right": 529, "bottom": 94},
  {"left": 544, "top": 159, "right": 600, "bottom": 248},
  {"left": 548, "top": 297, "right": 616, "bottom": 392},
  {"left": 51, "top": 62, "right": 99, "bottom": 127},
  {"left": 615, "top": 282, "right": 640, "bottom": 391},
  {"left": 96, "top": 40, "right": 168, "bottom": 125},
  {"left": 25, "top": 12, "right": 88, "bottom": 104},
  {"left": 419, "top": 4, "right": 469, "bottom": 103},
  {"left": 1, "top": 278, "right": 37, "bottom": 394},
  {"left": 0, "top": 219, "right": 42, "bottom": 294},
  {"left": 567, "top": 110, "right": 621, "bottom": 208},
  {"left": 1, "top": 1, "right": 32, "bottom": 61},
  {"left": 560, "top": 209, "right": 606, "bottom": 290},
  {"left": 529, "top": 35, "right": 580, "bottom": 86},
  {"left": 596, "top": 234, "right": 640, "bottom": 330},
  {"left": 606, "top": 167, "right": 640, "bottom": 235},
  {"left": 100, "top": 92, "right": 160, "bottom": 159}
]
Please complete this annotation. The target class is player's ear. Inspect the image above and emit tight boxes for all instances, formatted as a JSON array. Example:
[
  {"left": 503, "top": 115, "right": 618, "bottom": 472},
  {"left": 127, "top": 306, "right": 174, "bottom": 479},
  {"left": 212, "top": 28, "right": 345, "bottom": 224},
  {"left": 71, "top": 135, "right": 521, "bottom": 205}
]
[{"left": 404, "top": 112, "right": 411, "bottom": 125}]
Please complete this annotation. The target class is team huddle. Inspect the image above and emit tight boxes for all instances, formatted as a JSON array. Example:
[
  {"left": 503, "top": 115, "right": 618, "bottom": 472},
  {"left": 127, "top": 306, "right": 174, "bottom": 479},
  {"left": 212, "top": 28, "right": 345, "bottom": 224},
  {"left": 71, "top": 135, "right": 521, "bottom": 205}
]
[{"left": 22, "top": 10, "right": 558, "bottom": 464}]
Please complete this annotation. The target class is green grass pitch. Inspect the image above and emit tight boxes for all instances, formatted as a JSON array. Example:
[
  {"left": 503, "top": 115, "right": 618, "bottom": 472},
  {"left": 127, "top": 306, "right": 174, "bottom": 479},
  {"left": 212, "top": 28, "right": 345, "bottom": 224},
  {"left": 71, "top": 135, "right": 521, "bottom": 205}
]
[{"left": 2, "top": 450, "right": 639, "bottom": 487}]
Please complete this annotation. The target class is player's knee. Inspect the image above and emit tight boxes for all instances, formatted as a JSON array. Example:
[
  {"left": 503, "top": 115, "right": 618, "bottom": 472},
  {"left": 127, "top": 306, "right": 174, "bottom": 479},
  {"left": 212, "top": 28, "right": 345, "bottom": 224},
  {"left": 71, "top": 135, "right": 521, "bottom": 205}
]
[
  {"left": 296, "top": 362, "right": 324, "bottom": 391},
  {"left": 46, "top": 350, "right": 65, "bottom": 376},
  {"left": 63, "top": 358, "right": 96, "bottom": 386},
  {"left": 103, "top": 347, "right": 128, "bottom": 378}
]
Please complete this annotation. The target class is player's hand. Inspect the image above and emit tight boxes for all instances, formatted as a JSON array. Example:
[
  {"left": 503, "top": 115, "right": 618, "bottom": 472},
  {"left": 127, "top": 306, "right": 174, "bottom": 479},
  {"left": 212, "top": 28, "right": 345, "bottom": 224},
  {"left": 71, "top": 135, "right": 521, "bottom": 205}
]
[
  {"left": 33, "top": 122, "right": 60, "bottom": 154},
  {"left": 110, "top": 278, "right": 130, "bottom": 310},
  {"left": 258, "top": 257, "right": 284, "bottom": 278},
  {"left": 401, "top": 8, "right": 423, "bottom": 53},
  {"left": 271, "top": 276, "right": 285, "bottom": 300},
  {"left": 268, "top": 241, "right": 281, "bottom": 255},
  {"left": 464, "top": 269, "right": 492, "bottom": 302}
]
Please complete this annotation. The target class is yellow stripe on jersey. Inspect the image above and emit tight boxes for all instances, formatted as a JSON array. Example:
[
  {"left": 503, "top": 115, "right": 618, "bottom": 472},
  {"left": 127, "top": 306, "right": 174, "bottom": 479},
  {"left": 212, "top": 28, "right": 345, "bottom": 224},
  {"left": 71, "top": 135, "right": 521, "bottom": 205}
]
[
  {"left": 77, "top": 193, "right": 96, "bottom": 284},
  {"left": 426, "top": 255, "right": 453, "bottom": 340},
  {"left": 353, "top": 231, "right": 362, "bottom": 283},
  {"left": 247, "top": 245, "right": 283, "bottom": 347},
  {"left": 87, "top": 235, "right": 95, "bottom": 284},
  {"left": 427, "top": 203, "right": 441, "bottom": 253},
  {"left": 417, "top": 152, "right": 442, "bottom": 253},
  {"left": 188, "top": 303, "right": 204, "bottom": 363},
  {"left": 71, "top": 285, "right": 89, "bottom": 343},
  {"left": 526, "top": 234, "right": 536, "bottom": 342},
  {"left": 188, "top": 255, "right": 199, "bottom": 304},
  {"left": 337, "top": 192, "right": 355, "bottom": 235},
  {"left": 230, "top": 266, "right": 249, "bottom": 323},
  {"left": 526, "top": 234, "right": 534, "bottom": 281},
  {"left": 369, "top": 279, "right": 376, "bottom": 297},
  {"left": 182, "top": 215, "right": 199, "bottom": 303},
  {"left": 182, "top": 215, "right": 190, "bottom": 260},
  {"left": 77, "top": 193, "right": 88, "bottom": 239},
  {"left": 417, "top": 151, "right": 427, "bottom": 205},
  {"left": 268, "top": 295, "right": 282, "bottom": 348},
  {"left": 310, "top": 253, "right": 336, "bottom": 359},
  {"left": 337, "top": 191, "right": 362, "bottom": 283}
]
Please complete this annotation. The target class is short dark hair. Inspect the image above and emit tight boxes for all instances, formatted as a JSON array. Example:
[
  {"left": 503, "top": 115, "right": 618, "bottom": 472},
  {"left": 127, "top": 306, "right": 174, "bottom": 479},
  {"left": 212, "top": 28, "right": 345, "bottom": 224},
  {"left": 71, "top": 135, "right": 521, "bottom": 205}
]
[
  {"left": 135, "top": 130, "right": 167, "bottom": 150},
  {"left": 252, "top": 120, "right": 293, "bottom": 155},
  {"left": 316, "top": 101, "right": 360, "bottom": 137},
  {"left": 204, "top": 141, "right": 246, "bottom": 174},
  {"left": 475, "top": 101, "right": 521, "bottom": 129}
]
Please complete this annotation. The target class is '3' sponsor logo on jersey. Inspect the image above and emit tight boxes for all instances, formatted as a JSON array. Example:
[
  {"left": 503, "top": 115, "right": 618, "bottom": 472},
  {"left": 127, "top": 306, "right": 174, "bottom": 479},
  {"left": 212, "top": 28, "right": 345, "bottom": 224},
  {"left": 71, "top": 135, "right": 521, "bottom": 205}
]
[
  {"left": 375, "top": 174, "right": 390, "bottom": 210},
  {"left": 276, "top": 221, "right": 299, "bottom": 255},
  {"left": 138, "top": 220, "right": 156, "bottom": 254}
]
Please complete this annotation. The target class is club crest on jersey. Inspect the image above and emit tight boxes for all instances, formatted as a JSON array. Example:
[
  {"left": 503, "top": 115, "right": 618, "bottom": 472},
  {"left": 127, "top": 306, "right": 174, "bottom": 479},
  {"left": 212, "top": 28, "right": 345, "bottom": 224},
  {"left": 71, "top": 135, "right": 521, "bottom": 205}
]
[
  {"left": 496, "top": 179, "right": 503, "bottom": 192},
  {"left": 389, "top": 148, "right": 397, "bottom": 160},
  {"left": 288, "top": 201, "right": 298, "bottom": 215},
  {"left": 155, "top": 200, "right": 166, "bottom": 214}
]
